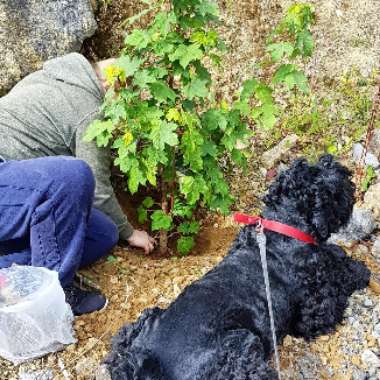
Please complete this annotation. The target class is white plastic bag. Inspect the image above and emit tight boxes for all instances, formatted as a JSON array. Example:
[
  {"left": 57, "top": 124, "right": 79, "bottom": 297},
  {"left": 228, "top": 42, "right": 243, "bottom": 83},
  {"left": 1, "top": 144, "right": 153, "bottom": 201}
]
[{"left": 0, "top": 265, "right": 76, "bottom": 364}]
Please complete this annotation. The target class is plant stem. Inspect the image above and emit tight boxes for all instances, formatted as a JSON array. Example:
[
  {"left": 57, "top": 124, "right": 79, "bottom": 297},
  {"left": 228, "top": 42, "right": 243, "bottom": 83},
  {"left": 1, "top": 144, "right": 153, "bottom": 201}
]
[
  {"left": 160, "top": 173, "right": 168, "bottom": 254},
  {"left": 355, "top": 78, "right": 380, "bottom": 200}
]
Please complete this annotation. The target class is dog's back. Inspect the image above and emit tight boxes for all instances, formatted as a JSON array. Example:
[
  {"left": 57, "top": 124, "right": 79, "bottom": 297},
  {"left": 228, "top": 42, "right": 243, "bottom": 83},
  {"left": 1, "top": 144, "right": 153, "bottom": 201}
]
[
  {"left": 105, "top": 156, "right": 371, "bottom": 380},
  {"left": 105, "top": 232, "right": 302, "bottom": 380}
]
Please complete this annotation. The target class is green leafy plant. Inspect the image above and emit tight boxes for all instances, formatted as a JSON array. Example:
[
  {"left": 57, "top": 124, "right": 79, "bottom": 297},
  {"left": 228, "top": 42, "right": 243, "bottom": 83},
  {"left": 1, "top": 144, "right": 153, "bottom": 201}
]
[
  {"left": 85, "top": 1, "right": 315, "bottom": 255},
  {"left": 361, "top": 165, "right": 376, "bottom": 192}
]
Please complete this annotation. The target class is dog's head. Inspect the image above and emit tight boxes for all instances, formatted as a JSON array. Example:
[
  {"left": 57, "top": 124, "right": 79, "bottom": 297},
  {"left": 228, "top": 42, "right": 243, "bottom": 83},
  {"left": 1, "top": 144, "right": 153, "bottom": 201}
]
[{"left": 264, "top": 155, "right": 355, "bottom": 242}]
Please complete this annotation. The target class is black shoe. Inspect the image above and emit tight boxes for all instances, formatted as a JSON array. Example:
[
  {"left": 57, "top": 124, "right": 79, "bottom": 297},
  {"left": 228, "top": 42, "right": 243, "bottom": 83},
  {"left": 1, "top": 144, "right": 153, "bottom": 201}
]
[{"left": 64, "top": 284, "right": 107, "bottom": 316}]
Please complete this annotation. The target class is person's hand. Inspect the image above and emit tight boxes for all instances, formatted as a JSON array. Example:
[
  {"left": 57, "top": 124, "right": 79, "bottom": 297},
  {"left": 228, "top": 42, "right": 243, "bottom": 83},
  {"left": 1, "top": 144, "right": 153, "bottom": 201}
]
[{"left": 127, "top": 229, "right": 156, "bottom": 254}]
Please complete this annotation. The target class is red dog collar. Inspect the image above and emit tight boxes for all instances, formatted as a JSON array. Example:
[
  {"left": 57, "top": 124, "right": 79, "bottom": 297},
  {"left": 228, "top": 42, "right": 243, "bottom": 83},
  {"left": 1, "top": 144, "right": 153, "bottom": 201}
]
[{"left": 233, "top": 212, "right": 317, "bottom": 245}]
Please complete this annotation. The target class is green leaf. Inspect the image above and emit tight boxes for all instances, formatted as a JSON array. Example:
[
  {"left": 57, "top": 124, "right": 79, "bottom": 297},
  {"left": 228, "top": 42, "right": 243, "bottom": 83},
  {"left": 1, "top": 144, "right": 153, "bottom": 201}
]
[
  {"left": 83, "top": 120, "right": 114, "bottom": 147},
  {"left": 166, "top": 108, "right": 181, "bottom": 122},
  {"left": 151, "top": 11, "right": 177, "bottom": 36},
  {"left": 326, "top": 142, "right": 338, "bottom": 155},
  {"left": 117, "top": 56, "right": 142, "bottom": 77},
  {"left": 142, "top": 196, "right": 154, "bottom": 208},
  {"left": 294, "top": 30, "right": 313, "bottom": 57},
  {"left": 149, "top": 67, "right": 168, "bottom": 79},
  {"left": 231, "top": 148, "right": 247, "bottom": 167},
  {"left": 172, "top": 199, "right": 194, "bottom": 218},
  {"left": 128, "top": 160, "right": 146, "bottom": 194},
  {"left": 142, "top": 155, "right": 158, "bottom": 186},
  {"left": 181, "top": 128, "right": 204, "bottom": 171},
  {"left": 104, "top": 101, "right": 127, "bottom": 123},
  {"left": 209, "top": 193, "right": 233, "bottom": 215},
  {"left": 241, "top": 79, "right": 259, "bottom": 100},
  {"left": 210, "top": 53, "right": 222, "bottom": 65},
  {"left": 260, "top": 105, "right": 278, "bottom": 129},
  {"left": 183, "top": 78, "right": 209, "bottom": 100},
  {"left": 272, "top": 64, "right": 309, "bottom": 93},
  {"left": 254, "top": 83, "right": 274, "bottom": 103},
  {"left": 150, "top": 81, "right": 177, "bottom": 102},
  {"left": 115, "top": 156, "right": 130, "bottom": 173},
  {"left": 133, "top": 70, "right": 156, "bottom": 88},
  {"left": 285, "top": 4, "right": 315, "bottom": 34},
  {"left": 168, "top": 44, "right": 203, "bottom": 69},
  {"left": 150, "top": 121, "right": 179, "bottom": 150},
  {"left": 361, "top": 165, "right": 376, "bottom": 192},
  {"left": 137, "top": 205, "right": 148, "bottom": 223},
  {"left": 252, "top": 102, "right": 278, "bottom": 129},
  {"left": 201, "top": 140, "right": 218, "bottom": 157},
  {"left": 178, "top": 221, "right": 200, "bottom": 235},
  {"left": 125, "top": 29, "right": 151, "bottom": 48},
  {"left": 201, "top": 109, "right": 227, "bottom": 131},
  {"left": 151, "top": 210, "right": 172, "bottom": 231},
  {"left": 190, "top": 30, "right": 218, "bottom": 47},
  {"left": 266, "top": 42, "right": 294, "bottom": 62},
  {"left": 177, "top": 236, "right": 195, "bottom": 255},
  {"left": 196, "top": 1, "right": 219, "bottom": 17},
  {"left": 179, "top": 175, "right": 207, "bottom": 204},
  {"left": 233, "top": 101, "right": 250, "bottom": 116},
  {"left": 106, "top": 255, "right": 118, "bottom": 263}
]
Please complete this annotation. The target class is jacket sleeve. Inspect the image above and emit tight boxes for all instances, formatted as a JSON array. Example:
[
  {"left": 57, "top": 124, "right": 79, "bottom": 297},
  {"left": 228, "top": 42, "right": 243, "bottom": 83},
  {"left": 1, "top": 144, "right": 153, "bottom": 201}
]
[{"left": 75, "top": 118, "right": 134, "bottom": 240}]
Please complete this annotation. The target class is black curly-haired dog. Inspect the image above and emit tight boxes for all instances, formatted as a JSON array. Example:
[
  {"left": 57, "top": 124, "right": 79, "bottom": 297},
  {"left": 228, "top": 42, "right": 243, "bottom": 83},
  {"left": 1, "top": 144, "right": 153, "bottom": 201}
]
[{"left": 105, "top": 155, "right": 370, "bottom": 379}]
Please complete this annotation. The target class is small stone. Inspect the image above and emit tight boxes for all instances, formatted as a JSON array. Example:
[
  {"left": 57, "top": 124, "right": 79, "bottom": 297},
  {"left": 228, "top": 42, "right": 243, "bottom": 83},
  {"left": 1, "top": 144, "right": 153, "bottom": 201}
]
[
  {"left": 352, "top": 355, "right": 362, "bottom": 367},
  {"left": 367, "top": 335, "right": 377, "bottom": 347},
  {"left": 75, "top": 357, "right": 98, "bottom": 378},
  {"left": 365, "top": 153, "right": 380, "bottom": 169},
  {"left": 261, "top": 134, "right": 298, "bottom": 169},
  {"left": 372, "top": 237, "right": 380, "bottom": 259},
  {"left": 353, "top": 143, "right": 364, "bottom": 162},
  {"left": 282, "top": 335, "right": 292, "bottom": 347},
  {"left": 364, "top": 298, "right": 374, "bottom": 308},
  {"left": 353, "top": 141, "right": 380, "bottom": 168},
  {"left": 368, "top": 129, "right": 380, "bottom": 157},
  {"left": 259, "top": 167, "right": 267, "bottom": 177},
  {"left": 364, "top": 183, "right": 380, "bottom": 220},
  {"left": 356, "top": 244, "right": 369, "bottom": 255},
  {"left": 373, "top": 324, "right": 380, "bottom": 338},
  {"left": 361, "top": 349, "right": 380, "bottom": 368},
  {"left": 345, "top": 307, "right": 353, "bottom": 317},
  {"left": 95, "top": 365, "right": 112, "bottom": 380},
  {"left": 352, "top": 369, "right": 367, "bottom": 380},
  {"left": 329, "top": 206, "right": 375, "bottom": 246},
  {"left": 19, "top": 369, "right": 54, "bottom": 380}
]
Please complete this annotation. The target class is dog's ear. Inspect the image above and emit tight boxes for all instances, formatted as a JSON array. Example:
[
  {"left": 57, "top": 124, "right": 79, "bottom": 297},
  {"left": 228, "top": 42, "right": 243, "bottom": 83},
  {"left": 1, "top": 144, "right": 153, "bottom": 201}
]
[
  {"left": 307, "top": 155, "right": 354, "bottom": 241},
  {"left": 264, "top": 155, "right": 354, "bottom": 242}
]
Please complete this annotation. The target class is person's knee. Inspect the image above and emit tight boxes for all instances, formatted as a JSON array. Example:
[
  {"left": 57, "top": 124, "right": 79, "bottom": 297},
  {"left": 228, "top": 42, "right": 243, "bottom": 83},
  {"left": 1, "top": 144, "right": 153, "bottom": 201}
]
[
  {"left": 63, "top": 158, "right": 95, "bottom": 195},
  {"left": 51, "top": 157, "right": 95, "bottom": 205}
]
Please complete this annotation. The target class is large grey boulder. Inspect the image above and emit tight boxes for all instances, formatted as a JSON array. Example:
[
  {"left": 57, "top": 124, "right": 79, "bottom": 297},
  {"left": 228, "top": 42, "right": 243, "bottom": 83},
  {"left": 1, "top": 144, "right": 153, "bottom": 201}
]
[
  {"left": 0, "top": 0, "right": 97, "bottom": 94},
  {"left": 329, "top": 206, "right": 375, "bottom": 247}
]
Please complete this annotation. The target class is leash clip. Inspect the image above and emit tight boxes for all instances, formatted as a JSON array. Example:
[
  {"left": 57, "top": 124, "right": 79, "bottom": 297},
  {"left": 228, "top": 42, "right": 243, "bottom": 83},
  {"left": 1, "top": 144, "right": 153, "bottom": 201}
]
[{"left": 255, "top": 218, "right": 264, "bottom": 233}]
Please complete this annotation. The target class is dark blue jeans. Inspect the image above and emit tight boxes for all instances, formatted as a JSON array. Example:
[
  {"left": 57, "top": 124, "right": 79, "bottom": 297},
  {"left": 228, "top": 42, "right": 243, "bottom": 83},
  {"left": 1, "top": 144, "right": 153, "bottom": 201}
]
[{"left": 0, "top": 157, "right": 118, "bottom": 286}]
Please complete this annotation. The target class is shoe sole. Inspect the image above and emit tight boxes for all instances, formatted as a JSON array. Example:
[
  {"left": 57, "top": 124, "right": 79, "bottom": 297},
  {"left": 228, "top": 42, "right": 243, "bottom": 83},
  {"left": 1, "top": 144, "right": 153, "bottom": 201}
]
[{"left": 98, "top": 298, "right": 109, "bottom": 313}]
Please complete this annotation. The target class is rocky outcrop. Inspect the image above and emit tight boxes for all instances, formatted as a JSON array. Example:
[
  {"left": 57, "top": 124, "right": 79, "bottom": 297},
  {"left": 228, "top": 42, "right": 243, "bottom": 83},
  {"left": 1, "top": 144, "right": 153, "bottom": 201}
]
[{"left": 0, "top": 0, "right": 97, "bottom": 94}]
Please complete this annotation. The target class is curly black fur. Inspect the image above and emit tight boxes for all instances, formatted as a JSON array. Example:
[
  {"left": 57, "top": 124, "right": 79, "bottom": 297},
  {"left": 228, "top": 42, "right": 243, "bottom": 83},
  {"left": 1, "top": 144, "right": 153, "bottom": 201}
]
[{"left": 105, "top": 155, "right": 370, "bottom": 380}]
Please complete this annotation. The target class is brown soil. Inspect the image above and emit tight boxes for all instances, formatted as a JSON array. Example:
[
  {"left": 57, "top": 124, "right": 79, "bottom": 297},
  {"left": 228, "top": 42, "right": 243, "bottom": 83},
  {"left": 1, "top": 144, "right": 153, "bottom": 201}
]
[{"left": 77, "top": 223, "right": 236, "bottom": 340}]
